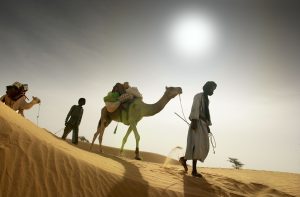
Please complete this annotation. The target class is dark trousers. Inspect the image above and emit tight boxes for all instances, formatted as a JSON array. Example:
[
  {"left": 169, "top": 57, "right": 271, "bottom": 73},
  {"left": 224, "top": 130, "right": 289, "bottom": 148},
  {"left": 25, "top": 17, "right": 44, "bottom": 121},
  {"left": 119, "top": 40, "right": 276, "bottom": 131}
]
[{"left": 61, "top": 125, "right": 79, "bottom": 144}]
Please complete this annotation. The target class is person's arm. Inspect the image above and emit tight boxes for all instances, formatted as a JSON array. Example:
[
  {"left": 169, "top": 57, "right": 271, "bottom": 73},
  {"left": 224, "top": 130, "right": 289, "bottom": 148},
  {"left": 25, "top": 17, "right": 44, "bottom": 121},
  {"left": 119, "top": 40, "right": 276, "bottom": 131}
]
[
  {"left": 199, "top": 114, "right": 207, "bottom": 122},
  {"left": 77, "top": 109, "right": 83, "bottom": 126},
  {"left": 65, "top": 106, "right": 75, "bottom": 124},
  {"left": 189, "top": 94, "right": 201, "bottom": 130},
  {"left": 190, "top": 119, "right": 197, "bottom": 130},
  {"left": 198, "top": 96, "right": 211, "bottom": 133},
  {"left": 207, "top": 126, "right": 211, "bottom": 133},
  {"left": 199, "top": 97, "right": 212, "bottom": 127}
]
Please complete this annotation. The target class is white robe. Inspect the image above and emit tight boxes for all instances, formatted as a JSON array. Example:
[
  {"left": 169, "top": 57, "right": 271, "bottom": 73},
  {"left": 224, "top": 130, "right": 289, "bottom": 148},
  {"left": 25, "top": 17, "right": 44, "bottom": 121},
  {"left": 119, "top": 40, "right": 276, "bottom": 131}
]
[{"left": 184, "top": 93, "right": 210, "bottom": 162}]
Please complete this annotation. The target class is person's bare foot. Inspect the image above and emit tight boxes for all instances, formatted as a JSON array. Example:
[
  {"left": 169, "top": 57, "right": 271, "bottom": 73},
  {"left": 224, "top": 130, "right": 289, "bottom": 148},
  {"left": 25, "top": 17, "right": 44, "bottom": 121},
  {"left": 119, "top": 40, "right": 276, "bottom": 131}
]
[
  {"left": 179, "top": 157, "right": 188, "bottom": 172},
  {"left": 192, "top": 171, "right": 202, "bottom": 178}
]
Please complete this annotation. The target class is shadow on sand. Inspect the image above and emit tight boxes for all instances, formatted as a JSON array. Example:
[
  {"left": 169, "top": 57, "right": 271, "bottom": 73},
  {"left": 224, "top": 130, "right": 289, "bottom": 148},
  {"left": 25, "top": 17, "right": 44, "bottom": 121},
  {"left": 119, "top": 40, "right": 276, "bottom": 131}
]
[
  {"left": 183, "top": 172, "right": 219, "bottom": 197},
  {"left": 101, "top": 153, "right": 150, "bottom": 197},
  {"left": 183, "top": 171, "right": 295, "bottom": 197}
]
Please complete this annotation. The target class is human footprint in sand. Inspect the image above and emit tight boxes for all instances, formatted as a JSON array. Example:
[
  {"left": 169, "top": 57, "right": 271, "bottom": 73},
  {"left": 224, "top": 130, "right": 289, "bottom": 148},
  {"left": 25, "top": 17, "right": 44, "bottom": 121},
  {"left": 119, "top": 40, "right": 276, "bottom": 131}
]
[{"left": 179, "top": 81, "right": 217, "bottom": 178}]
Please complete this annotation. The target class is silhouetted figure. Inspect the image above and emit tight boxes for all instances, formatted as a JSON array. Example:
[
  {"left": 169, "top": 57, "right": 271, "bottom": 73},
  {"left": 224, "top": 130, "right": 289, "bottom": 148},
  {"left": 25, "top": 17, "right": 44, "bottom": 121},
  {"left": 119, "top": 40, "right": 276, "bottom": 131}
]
[
  {"left": 179, "top": 81, "right": 217, "bottom": 177},
  {"left": 61, "top": 98, "right": 86, "bottom": 144}
]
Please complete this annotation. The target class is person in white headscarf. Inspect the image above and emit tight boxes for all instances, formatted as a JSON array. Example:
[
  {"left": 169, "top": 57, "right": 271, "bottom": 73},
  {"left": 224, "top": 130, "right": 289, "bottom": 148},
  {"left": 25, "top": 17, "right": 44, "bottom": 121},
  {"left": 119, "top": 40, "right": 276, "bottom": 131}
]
[{"left": 179, "top": 81, "right": 217, "bottom": 178}]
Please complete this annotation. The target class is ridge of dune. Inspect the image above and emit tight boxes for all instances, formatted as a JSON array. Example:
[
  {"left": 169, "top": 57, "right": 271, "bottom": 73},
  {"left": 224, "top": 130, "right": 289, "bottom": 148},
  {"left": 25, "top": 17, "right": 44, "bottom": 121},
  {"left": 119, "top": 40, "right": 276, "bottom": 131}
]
[
  {"left": 53, "top": 137, "right": 179, "bottom": 165},
  {"left": 0, "top": 103, "right": 299, "bottom": 197}
]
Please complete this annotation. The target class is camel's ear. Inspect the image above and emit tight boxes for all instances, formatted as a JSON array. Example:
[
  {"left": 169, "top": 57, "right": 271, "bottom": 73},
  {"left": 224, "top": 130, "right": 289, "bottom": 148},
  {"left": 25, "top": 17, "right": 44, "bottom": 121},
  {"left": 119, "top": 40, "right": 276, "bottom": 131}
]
[{"left": 165, "top": 86, "right": 168, "bottom": 90}]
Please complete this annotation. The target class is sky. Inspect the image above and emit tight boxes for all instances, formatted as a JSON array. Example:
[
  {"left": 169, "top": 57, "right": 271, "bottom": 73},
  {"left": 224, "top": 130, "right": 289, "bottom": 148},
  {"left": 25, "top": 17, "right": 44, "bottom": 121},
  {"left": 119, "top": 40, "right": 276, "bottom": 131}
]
[{"left": 1, "top": 0, "right": 299, "bottom": 173}]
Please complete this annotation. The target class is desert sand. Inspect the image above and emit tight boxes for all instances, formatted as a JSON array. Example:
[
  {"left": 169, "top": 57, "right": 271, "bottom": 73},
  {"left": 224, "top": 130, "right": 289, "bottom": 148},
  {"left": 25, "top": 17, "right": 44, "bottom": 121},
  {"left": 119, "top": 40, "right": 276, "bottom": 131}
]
[{"left": 0, "top": 103, "right": 299, "bottom": 197}]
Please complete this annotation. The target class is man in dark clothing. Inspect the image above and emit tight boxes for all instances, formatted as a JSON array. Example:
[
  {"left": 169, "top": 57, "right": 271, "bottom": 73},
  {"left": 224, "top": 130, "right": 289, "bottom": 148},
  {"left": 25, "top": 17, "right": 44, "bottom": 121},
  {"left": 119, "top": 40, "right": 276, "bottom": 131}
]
[{"left": 61, "top": 98, "right": 86, "bottom": 144}]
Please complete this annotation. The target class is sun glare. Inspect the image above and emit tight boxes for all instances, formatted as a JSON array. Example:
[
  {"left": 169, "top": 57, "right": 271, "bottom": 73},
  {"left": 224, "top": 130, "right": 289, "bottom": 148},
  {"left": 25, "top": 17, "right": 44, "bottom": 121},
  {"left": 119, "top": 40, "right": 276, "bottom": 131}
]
[{"left": 169, "top": 13, "right": 217, "bottom": 59}]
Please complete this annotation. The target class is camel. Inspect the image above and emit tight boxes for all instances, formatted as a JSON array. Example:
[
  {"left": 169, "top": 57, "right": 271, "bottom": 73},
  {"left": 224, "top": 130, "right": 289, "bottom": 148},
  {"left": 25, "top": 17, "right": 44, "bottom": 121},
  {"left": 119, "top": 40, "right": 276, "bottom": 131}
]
[
  {"left": 78, "top": 136, "right": 90, "bottom": 143},
  {"left": 90, "top": 86, "right": 182, "bottom": 160},
  {"left": 1, "top": 95, "right": 40, "bottom": 116}
]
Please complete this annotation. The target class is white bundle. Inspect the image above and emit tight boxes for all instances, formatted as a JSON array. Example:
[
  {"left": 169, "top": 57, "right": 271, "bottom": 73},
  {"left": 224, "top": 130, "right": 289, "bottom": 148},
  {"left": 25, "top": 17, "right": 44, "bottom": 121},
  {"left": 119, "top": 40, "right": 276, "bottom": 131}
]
[{"left": 126, "top": 87, "right": 143, "bottom": 98}]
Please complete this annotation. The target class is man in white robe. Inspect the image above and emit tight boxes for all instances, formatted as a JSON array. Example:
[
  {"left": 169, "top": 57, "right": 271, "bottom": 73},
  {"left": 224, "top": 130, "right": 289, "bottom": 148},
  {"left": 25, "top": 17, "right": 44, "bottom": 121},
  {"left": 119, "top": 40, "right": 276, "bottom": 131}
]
[{"left": 179, "top": 81, "right": 217, "bottom": 177}]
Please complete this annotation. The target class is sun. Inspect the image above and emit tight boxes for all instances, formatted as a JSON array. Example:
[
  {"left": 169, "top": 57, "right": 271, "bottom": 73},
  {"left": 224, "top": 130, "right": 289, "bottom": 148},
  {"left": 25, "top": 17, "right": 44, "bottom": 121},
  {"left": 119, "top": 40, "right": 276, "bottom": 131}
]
[{"left": 169, "top": 13, "right": 217, "bottom": 59}]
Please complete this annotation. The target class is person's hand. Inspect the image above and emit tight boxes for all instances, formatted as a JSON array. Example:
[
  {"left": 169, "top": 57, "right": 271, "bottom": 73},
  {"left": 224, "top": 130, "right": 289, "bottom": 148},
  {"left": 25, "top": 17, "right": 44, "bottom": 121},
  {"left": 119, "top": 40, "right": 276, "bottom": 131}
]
[
  {"left": 191, "top": 119, "right": 197, "bottom": 130},
  {"left": 207, "top": 126, "right": 211, "bottom": 133}
]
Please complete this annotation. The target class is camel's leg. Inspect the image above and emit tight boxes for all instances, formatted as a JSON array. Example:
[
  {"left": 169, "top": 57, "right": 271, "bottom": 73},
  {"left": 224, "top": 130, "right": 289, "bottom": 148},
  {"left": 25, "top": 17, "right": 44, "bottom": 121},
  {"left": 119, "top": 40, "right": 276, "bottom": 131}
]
[
  {"left": 90, "top": 130, "right": 100, "bottom": 151},
  {"left": 90, "top": 108, "right": 111, "bottom": 152},
  {"left": 97, "top": 121, "right": 108, "bottom": 153},
  {"left": 90, "top": 119, "right": 102, "bottom": 150},
  {"left": 90, "top": 118, "right": 110, "bottom": 152},
  {"left": 18, "top": 109, "right": 25, "bottom": 117},
  {"left": 120, "top": 125, "right": 133, "bottom": 155},
  {"left": 132, "top": 125, "right": 141, "bottom": 160}
]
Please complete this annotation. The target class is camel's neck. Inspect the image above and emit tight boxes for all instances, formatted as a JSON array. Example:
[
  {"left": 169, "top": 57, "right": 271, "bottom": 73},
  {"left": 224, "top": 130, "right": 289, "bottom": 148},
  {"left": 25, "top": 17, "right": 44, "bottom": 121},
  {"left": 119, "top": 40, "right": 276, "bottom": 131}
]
[{"left": 141, "top": 92, "right": 172, "bottom": 117}]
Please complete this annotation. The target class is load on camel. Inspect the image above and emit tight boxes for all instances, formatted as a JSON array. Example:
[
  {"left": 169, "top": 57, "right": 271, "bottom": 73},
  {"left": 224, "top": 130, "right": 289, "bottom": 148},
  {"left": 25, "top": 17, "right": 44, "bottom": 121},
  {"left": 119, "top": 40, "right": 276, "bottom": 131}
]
[
  {"left": 104, "top": 82, "right": 143, "bottom": 112},
  {"left": 90, "top": 83, "right": 182, "bottom": 160},
  {"left": 0, "top": 82, "right": 41, "bottom": 116}
]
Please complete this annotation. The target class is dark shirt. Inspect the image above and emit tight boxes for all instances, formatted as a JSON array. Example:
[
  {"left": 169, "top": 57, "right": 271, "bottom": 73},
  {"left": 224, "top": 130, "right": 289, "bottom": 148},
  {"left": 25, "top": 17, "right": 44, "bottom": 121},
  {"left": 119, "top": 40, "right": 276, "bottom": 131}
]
[{"left": 65, "top": 105, "right": 84, "bottom": 127}]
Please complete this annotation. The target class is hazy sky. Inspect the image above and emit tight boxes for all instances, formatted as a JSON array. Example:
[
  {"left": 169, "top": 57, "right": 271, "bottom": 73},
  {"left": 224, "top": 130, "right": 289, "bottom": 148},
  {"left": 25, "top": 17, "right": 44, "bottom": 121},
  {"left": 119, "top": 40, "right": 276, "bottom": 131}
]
[{"left": 1, "top": 0, "right": 299, "bottom": 173}]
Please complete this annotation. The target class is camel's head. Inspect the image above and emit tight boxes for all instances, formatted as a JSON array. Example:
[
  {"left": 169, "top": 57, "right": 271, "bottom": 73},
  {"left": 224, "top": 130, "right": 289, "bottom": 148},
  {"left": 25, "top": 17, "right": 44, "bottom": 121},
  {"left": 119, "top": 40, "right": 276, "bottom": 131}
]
[{"left": 165, "top": 86, "right": 182, "bottom": 99}]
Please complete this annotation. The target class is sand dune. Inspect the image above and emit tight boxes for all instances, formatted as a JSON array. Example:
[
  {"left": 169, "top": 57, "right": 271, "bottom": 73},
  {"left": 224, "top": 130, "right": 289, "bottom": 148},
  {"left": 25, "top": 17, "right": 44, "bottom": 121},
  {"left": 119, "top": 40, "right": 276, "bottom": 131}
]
[
  {"left": 0, "top": 103, "right": 299, "bottom": 197},
  {"left": 63, "top": 138, "right": 179, "bottom": 165}
]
